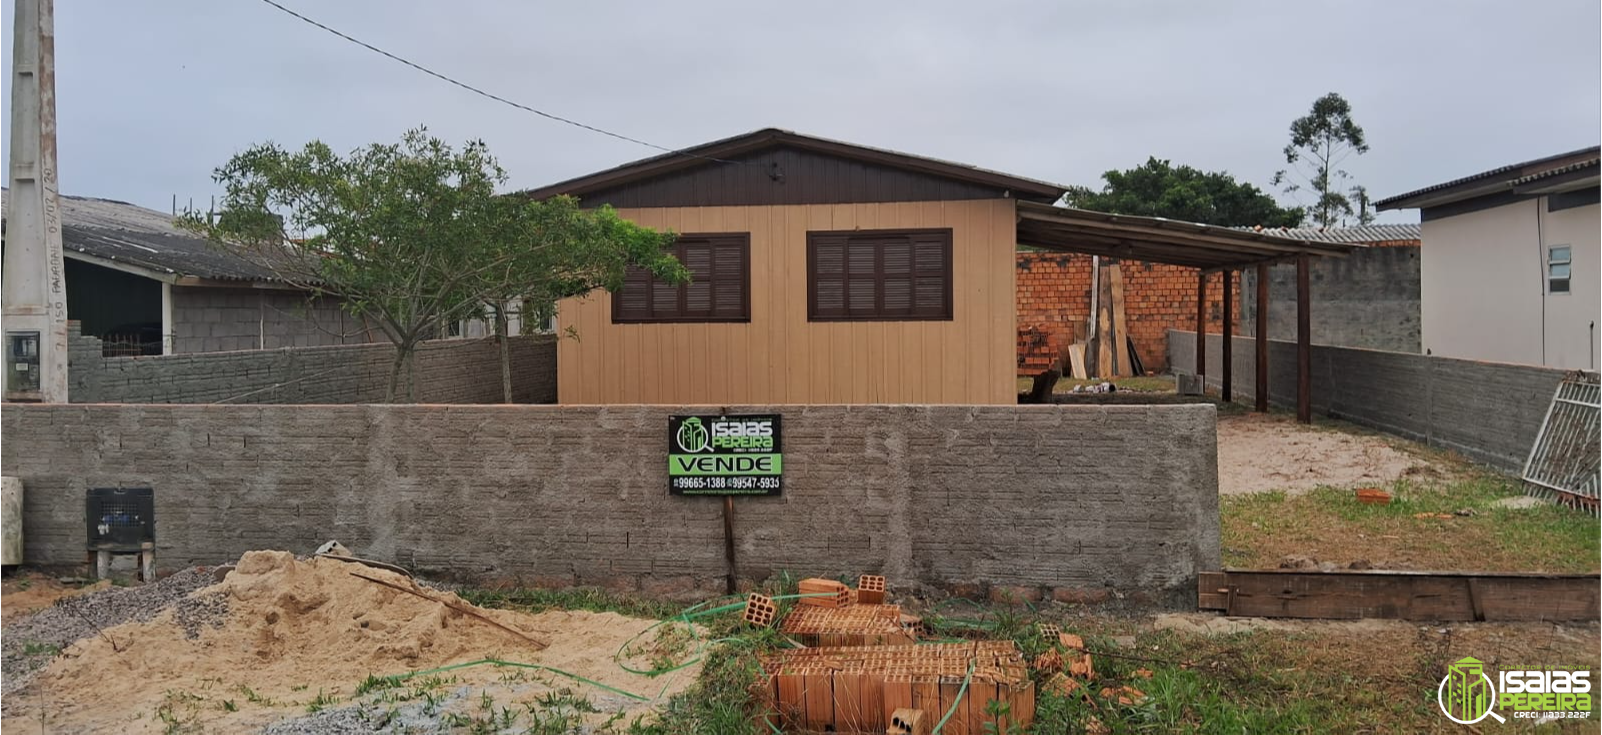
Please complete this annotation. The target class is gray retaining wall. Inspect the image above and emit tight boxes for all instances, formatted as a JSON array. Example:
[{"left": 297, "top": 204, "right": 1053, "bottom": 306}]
[
  {"left": 1240, "top": 245, "right": 1421, "bottom": 353},
  {"left": 1169, "top": 330, "right": 1577, "bottom": 471},
  {"left": 0, "top": 403, "right": 1220, "bottom": 606},
  {"left": 69, "top": 324, "right": 556, "bottom": 404}
]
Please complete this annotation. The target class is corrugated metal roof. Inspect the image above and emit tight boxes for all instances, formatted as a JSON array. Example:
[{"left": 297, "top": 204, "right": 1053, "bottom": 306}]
[
  {"left": 1017, "top": 201, "right": 1361, "bottom": 270},
  {"left": 1510, "top": 158, "right": 1600, "bottom": 188},
  {"left": 1375, "top": 146, "right": 1600, "bottom": 209},
  {"left": 1242, "top": 223, "right": 1421, "bottom": 244},
  {"left": 1, "top": 188, "right": 283, "bottom": 282}
]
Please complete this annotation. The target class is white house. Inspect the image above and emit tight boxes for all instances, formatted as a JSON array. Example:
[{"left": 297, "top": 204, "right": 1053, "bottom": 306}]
[{"left": 1376, "top": 147, "right": 1599, "bottom": 370}]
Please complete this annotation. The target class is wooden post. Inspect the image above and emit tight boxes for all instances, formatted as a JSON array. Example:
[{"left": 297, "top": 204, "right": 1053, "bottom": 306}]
[
  {"left": 1195, "top": 270, "right": 1207, "bottom": 383},
  {"left": 1255, "top": 263, "right": 1269, "bottom": 413},
  {"left": 1296, "top": 255, "right": 1312, "bottom": 423},
  {"left": 1221, "top": 269, "right": 1233, "bottom": 403},
  {"left": 723, "top": 496, "right": 737, "bottom": 594}
]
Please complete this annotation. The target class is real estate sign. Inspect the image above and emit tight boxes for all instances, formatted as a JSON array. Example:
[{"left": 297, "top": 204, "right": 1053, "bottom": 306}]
[{"left": 668, "top": 414, "right": 783, "bottom": 496}]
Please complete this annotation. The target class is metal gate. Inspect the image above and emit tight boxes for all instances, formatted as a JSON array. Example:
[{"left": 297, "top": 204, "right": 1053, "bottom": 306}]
[{"left": 1521, "top": 372, "right": 1601, "bottom": 513}]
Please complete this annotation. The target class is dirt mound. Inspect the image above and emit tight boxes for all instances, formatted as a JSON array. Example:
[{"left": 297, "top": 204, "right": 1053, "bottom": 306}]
[{"left": 6, "top": 551, "right": 696, "bottom": 734}]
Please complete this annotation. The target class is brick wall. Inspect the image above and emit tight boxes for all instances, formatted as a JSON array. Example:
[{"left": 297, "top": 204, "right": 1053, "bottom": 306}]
[
  {"left": 170, "top": 287, "right": 381, "bottom": 354},
  {"left": 68, "top": 322, "right": 557, "bottom": 404},
  {"left": 1017, "top": 253, "right": 1237, "bottom": 375},
  {"left": 1169, "top": 330, "right": 1577, "bottom": 471},
  {"left": 1, "top": 403, "right": 1221, "bottom": 606}
]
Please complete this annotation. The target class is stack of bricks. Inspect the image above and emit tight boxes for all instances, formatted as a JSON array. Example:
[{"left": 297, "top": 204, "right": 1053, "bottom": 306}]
[
  {"left": 758, "top": 642, "right": 1035, "bottom": 734},
  {"left": 1015, "top": 253, "right": 1238, "bottom": 375},
  {"left": 780, "top": 603, "right": 917, "bottom": 647}
]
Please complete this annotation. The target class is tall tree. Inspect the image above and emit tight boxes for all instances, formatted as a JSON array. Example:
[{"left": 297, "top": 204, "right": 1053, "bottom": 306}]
[
  {"left": 1063, "top": 157, "right": 1304, "bottom": 228},
  {"left": 182, "top": 128, "right": 685, "bottom": 402},
  {"left": 1272, "top": 92, "right": 1371, "bottom": 228}
]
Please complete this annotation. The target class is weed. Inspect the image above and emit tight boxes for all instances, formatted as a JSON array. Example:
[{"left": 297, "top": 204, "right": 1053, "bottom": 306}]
[
  {"left": 354, "top": 673, "right": 405, "bottom": 696},
  {"left": 220, "top": 699, "right": 238, "bottom": 713},
  {"left": 304, "top": 688, "right": 340, "bottom": 713},
  {"left": 16, "top": 578, "right": 31, "bottom": 591},
  {"left": 235, "top": 684, "right": 277, "bottom": 707},
  {"left": 19, "top": 641, "right": 60, "bottom": 657}
]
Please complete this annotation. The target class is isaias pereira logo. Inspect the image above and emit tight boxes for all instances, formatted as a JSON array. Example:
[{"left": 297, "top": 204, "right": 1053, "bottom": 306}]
[
  {"left": 675, "top": 417, "right": 710, "bottom": 453},
  {"left": 1439, "top": 657, "right": 1502, "bottom": 724},
  {"left": 1436, "top": 656, "right": 1593, "bottom": 725}
]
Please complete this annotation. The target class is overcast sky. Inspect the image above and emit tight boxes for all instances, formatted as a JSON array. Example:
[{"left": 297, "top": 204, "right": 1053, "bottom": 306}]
[{"left": 4, "top": 0, "right": 1599, "bottom": 224}]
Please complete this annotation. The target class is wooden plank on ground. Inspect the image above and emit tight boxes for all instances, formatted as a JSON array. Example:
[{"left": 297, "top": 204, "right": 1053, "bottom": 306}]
[
  {"left": 1067, "top": 344, "right": 1088, "bottom": 380},
  {"left": 1108, "top": 263, "right": 1132, "bottom": 376},
  {"left": 1198, "top": 570, "right": 1600, "bottom": 622},
  {"left": 1096, "top": 271, "right": 1114, "bottom": 378}
]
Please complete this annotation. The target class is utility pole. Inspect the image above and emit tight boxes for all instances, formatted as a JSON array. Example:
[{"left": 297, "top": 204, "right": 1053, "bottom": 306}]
[{"left": 4, "top": 0, "right": 69, "bottom": 403}]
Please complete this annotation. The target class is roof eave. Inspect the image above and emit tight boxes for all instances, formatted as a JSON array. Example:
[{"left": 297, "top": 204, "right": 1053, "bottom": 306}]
[{"left": 521, "top": 128, "right": 1069, "bottom": 203}]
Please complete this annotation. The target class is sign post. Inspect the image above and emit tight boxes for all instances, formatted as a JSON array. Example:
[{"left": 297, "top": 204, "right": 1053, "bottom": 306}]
[{"left": 668, "top": 414, "right": 782, "bottom": 592}]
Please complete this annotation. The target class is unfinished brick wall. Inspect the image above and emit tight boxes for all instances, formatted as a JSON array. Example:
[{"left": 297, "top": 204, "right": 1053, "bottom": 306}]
[
  {"left": 1016, "top": 253, "right": 1238, "bottom": 375},
  {"left": 2, "top": 403, "right": 1221, "bottom": 607},
  {"left": 68, "top": 322, "right": 557, "bottom": 404}
]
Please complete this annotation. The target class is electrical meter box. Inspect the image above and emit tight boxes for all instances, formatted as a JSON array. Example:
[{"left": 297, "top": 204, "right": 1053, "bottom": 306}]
[{"left": 6, "top": 331, "right": 40, "bottom": 394}]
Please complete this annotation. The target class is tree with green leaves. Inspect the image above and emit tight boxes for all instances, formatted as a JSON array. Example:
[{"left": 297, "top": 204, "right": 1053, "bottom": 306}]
[
  {"left": 1063, "top": 157, "right": 1304, "bottom": 228},
  {"left": 1272, "top": 92, "right": 1372, "bottom": 227},
  {"left": 182, "top": 128, "right": 685, "bottom": 402}
]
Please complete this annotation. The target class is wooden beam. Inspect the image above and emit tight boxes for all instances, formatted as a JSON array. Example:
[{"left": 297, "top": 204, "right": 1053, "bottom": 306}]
[
  {"left": 1019, "top": 205, "right": 1352, "bottom": 256},
  {"left": 1197, "top": 570, "right": 1601, "bottom": 622},
  {"left": 1296, "top": 254, "right": 1311, "bottom": 424},
  {"left": 1255, "top": 263, "right": 1269, "bottom": 413},
  {"left": 1221, "top": 269, "right": 1233, "bottom": 403},
  {"left": 1195, "top": 270, "right": 1206, "bottom": 382}
]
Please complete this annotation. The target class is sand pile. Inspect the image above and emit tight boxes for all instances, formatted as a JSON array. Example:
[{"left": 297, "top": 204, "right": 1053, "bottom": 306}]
[{"left": 6, "top": 551, "right": 699, "bottom": 734}]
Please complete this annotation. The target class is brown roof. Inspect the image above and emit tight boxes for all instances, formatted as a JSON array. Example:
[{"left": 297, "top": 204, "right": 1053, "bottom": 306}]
[
  {"left": 520, "top": 128, "right": 1068, "bottom": 204},
  {"left": 1016, "top": 201, "right": 1361, "bottom": 270}
]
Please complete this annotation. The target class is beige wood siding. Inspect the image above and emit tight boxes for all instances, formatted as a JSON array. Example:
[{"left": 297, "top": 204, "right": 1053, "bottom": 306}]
[{"left": 557, "top": 199, "right": 1017, "bottom": 404}]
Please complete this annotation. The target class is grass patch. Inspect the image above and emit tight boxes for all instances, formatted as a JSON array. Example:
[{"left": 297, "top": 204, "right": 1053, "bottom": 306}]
[{"left": 1223, "top": 469, "right": 1600, "bottom": 572}]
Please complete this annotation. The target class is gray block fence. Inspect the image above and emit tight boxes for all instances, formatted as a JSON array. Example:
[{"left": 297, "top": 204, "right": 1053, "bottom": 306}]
[
  {"left": 1169, "top": 329, "right": 1579, "bottom": 471},
  {"left": 1, "top": 403, "right": 1220, "bottom": 607}
]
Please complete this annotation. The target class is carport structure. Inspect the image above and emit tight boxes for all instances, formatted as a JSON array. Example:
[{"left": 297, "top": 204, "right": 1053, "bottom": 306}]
[{"left": 1015, "top": 201, "right": 1363, "bottom": 422}]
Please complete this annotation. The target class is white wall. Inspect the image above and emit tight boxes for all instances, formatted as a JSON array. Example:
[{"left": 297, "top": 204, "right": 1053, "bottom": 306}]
[
  {"left": 1540, "top": 202, "right": 1600, "bottom": 370},
  {"left": 1421, "top": 197, "right": 1598, "bottom": 369}
]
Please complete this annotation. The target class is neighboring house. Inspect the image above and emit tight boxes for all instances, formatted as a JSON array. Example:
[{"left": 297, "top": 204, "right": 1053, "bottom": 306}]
[
  {"left": 1376, "top": 147, "right": 1599, "bottom": 370},
  {"left": 1, "top": 189, "right": 378, "bottom": 355},
  {"left": 529, "top": 128, "right": 1352, "bottom": 404}
]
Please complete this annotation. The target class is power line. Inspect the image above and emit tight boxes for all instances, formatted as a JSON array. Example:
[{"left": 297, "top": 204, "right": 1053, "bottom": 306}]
[{"left": 253, "top": 0, "right": 746, "bottom": 165}]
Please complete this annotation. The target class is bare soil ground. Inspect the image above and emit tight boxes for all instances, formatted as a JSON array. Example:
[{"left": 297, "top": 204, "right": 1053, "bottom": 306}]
[
  {"left": 1218, "top": 412, "right": 1450, "bottom": 495},
  {"left": 0, "top": 573, "right": 108, "bottom": 625},
  {"left": 1, "top": 552, "right": 695, "bottom": 734}
]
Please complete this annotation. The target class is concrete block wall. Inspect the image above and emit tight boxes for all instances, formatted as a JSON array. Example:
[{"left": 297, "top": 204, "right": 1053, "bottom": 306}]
[
  {"left": 1168, "top": 330, "right": 1576, "bottom": 471},
  {"left": 69, "top": 322, "right": 557, "bottom": 404},
  {"left": 1, "top": 404, "right": 1221, "bottom": 606},
  {"left": 1240, "top": 245, "right": 1422, "bottom": 353},
  {"left": 170, "top": 287, "right": 380, "bottom": 354}
]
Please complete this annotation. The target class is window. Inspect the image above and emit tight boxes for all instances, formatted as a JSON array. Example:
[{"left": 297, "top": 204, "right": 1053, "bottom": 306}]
[
  {"left": 1549, "top": 245, "right": 1572, "bottom": 294},
  {"left": 613, "top": 233, "right": 749, "bottom": 322},
  {"left": 807, "top": 229, "right": 952, "bottom": 321}
]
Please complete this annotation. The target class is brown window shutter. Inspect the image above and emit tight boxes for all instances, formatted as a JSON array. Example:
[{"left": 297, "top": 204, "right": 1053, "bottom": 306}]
[
  {"left": 613, "top": 232, "right": 749, "bottom": 323},
  {"left": 807, "top": 229, "right": 952, "bottom": 321}
]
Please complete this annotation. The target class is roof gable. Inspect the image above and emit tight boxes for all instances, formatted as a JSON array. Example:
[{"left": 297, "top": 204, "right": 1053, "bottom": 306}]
[{"left": 522, "top": 128, "right": 1067, "bottom": 208}]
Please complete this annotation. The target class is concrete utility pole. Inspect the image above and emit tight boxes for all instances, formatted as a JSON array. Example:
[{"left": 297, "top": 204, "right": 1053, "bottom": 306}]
[{"left": 4, "top": 0, "right": 69, "bottom": 403}]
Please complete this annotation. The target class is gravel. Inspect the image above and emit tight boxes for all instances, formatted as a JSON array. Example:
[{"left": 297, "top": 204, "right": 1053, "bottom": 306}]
[{"left": 1, "top": 567, "right": 217, "bottom": 696}]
